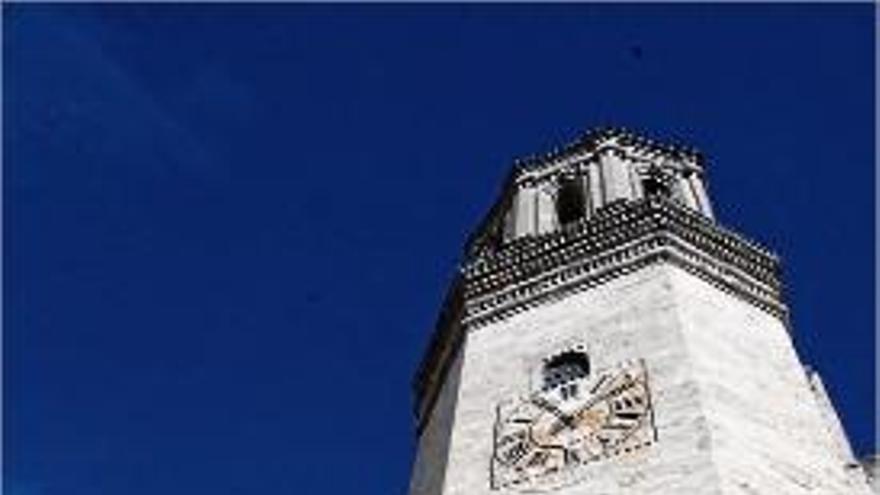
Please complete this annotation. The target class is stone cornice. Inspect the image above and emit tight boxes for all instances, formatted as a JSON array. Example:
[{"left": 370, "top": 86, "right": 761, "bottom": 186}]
[
  {"left": 464, "top": 198, "right": 778, "bottom": 292},
  {"left": 412, "top": 198, "right": 787, "bottom": 432},
  {"left": 463, "top": 232, "right": 786, "bottom": 331},
  {"left": 513, "top": 142, "right": 704, "bottom": 189},
  {"left": 513, "top": 126, "right": 704, "bottom": 175}
]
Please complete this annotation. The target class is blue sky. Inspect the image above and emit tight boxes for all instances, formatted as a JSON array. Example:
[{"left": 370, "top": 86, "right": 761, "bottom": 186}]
[{"left": 5, "top": 4, "right": 874, "bottom": 495}]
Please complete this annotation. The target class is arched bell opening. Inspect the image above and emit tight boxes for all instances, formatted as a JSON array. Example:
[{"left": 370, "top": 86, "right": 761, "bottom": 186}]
[
  {"left": 555, "top": 178, "right": 586, "bottom": 227},
  {"left": 642, "top": 175, "right": 671, "bottom": 199}
]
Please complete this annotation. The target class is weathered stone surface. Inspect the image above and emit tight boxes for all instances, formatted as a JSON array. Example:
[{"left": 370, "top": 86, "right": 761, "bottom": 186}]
[
  {"left": 410, "top": 265, "right": 871, "bottom": 494},
  {"left": 415, "top": 266, "right": 714, "bottom": 494},
  {"left": 668, "top": 268, "right": 871, "bottom": 495},
  {"left": 861, "top": 455, "right": 880, "bottom": 493}
]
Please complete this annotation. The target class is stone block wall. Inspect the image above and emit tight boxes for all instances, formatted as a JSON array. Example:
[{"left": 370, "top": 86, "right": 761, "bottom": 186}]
[{"left": 409, "top": 264, "right": 872, "bottom": 495}]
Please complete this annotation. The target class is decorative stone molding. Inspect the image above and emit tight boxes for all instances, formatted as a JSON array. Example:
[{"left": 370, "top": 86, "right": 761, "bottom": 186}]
[{"left": 413, "top": 197, "right": 788, "bottom": 431}]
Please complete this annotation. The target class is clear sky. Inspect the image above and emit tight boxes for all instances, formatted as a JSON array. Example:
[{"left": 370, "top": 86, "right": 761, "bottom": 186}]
[{"left": 6, "top": 4, "right": 875, "bottom": 495}]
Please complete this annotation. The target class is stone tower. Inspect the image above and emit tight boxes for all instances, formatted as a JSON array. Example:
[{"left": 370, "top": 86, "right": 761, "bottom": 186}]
[{"left": 408, "top": 128, "right": 873, "bottom": 495}]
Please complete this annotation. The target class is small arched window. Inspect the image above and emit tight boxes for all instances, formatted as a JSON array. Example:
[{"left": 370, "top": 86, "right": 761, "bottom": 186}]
[
  {"left": 542, "top": 351, "right": 590, "bottom": 392},
  {"left": 555, "top": 179, "right": 586, "bottom": 226}
]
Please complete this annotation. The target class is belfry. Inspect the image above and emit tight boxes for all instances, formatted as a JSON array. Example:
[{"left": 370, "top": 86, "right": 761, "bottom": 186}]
[{"left": 408, "top": 128, "right": 875, "bottom": 494}]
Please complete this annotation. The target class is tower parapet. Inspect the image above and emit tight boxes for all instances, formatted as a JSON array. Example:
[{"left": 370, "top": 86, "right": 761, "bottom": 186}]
[{"left": 465, "top": 127, "right": 714, "bottom": 259}]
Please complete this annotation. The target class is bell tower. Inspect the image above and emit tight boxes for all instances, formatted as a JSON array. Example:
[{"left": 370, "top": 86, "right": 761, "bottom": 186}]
[{"left": 408, "top": 128, "right": 872, "bottom": 495}]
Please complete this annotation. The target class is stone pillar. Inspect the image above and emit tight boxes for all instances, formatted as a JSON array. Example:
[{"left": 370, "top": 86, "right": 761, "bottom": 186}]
[
  {"left": 677, "top": 173, "right": 701, "bottom": 211},
  {"left": 600, "top": 150, "right": 633, "bottom": 204},
  {"left": 588, "top": 162, "right": 604, "bottom": 211},
  {"left": 535, "top": 185, "right": 556, "bottom": 234},
  {"left": 688, "top": 173, "right": 715, "bottom": 219},
  {"left": 513, "top": 186, "right": 536, "bottom": 237},
  {"left": 502, "top": 198, "right": 517, "bottom": 242},
  {"left": 628, "top": 164, "right": 644, "bottom": 201}
]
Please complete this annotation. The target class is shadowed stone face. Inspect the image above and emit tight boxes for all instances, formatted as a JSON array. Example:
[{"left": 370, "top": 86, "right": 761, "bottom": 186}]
[{"left": 861, "top": 456, "right": 880, "bottom": 493}]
